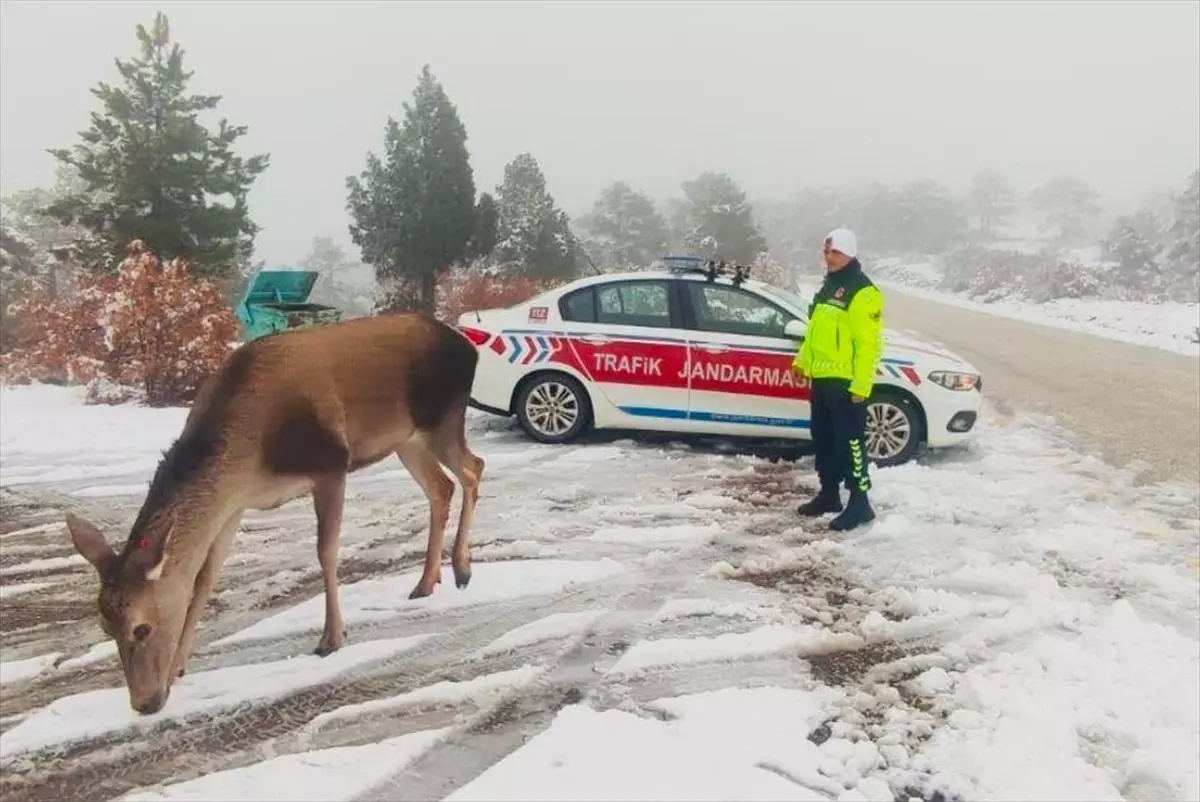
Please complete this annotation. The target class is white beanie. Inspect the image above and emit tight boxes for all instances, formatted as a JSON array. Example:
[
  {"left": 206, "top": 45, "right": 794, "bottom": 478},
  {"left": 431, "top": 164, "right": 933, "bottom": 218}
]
[{"left": 824, "top": 228, "right": 858, "bottom": 259}]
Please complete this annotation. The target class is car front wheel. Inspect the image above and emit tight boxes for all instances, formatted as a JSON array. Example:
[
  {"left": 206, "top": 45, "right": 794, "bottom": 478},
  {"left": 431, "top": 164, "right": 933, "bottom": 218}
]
[
  {"left": 515, "top": 373, "right": 591, "bottom": 444},
  {"left": 865, "top": 391, "right": 924, "bottom": 467}
]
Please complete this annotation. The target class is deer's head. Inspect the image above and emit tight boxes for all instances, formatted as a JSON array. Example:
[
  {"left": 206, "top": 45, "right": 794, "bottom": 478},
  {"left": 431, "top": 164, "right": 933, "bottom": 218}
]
[{"left": 66, "top": 512, "right": 191, "bottom": 715}]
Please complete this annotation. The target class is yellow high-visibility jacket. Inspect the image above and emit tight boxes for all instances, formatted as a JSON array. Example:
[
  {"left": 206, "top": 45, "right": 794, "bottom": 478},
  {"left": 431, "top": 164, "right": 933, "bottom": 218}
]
[{"left": 792, "top": 260, "right": 885, "bottom": 399}]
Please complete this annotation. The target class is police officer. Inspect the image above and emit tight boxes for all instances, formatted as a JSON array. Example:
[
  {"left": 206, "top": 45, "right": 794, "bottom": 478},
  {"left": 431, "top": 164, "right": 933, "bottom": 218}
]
[{"left": 791, "top": 228, "right": 884, "bottom": 531}]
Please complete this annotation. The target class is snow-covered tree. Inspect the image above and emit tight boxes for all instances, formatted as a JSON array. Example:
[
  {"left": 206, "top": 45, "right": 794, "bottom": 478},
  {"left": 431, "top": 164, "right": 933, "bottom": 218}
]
[
  {"left": 678, "top": 172, "right": 767, "bottom": 263},
  {"left": 1028, "top": 174, "right": 1102, "bottom": 244},
  {"left": 346, "top": 65, "right": 477, "bottom": 313},
  {"left": 493, "top": 153, "right": 578, "bottom": 280},
  {"left": 967, "top": 169, "right": 1018, "bottom": 237},
  {"left": 579, "top": 181, "right": 668, "bottom": 270},
  {"left": 1104, "top": 211, "right": 1162, "bottom": 295},
  {"left": 1162, "top": 168, "right": 1199, "bottom": 301}
]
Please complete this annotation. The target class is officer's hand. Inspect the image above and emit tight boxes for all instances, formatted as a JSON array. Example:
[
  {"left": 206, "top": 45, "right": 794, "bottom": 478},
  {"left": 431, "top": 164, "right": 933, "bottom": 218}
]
[
  {"left": 791, "top": 365, "right": 805, "bottom": 380},
  {"left": 850, "top": 394, "right": 867, "bottom": 404}
]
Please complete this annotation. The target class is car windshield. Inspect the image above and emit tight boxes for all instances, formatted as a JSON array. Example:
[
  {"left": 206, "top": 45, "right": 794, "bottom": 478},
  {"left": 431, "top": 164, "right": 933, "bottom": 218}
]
[{"left": 755, "top": 284, "right": 810, "bottom": 320}]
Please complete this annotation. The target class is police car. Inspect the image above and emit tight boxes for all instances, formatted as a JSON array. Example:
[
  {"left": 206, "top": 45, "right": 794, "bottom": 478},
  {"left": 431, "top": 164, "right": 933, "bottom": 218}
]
[{"left": 456, "top": 257, "right": 983, "bottom": 466}]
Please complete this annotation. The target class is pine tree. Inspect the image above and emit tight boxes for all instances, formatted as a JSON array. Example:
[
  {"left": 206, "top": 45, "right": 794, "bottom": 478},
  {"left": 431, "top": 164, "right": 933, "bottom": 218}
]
[
  {"left": 967, "top": 169, "right": 1018, "bottom": 237},
  {"left": 493, "top": 153, "right": 578, "bottom": 279},
  {"left": 679, "top": 172, "right": 767, "bottom": 263},
  {"left": 1104, "top": 211, "right": 1162, "bottom": 295},
  {"left": 346, "top": 65, "right": 477, "bottom": 313},
  {"left": 1163, "top": 168, "right": 1199, "bottom": 301},
  {"left": 580, "top": 181, "right": 669, "bottom": 269},
  {"left": 1028, "top": 174, "right": 1101, "bottom": 244},
  {"left": 470, "top": 192, "right": 499, "bottom": 260},
  {"left": 45, "top": 13, "right": 269, "bottom": 278}
]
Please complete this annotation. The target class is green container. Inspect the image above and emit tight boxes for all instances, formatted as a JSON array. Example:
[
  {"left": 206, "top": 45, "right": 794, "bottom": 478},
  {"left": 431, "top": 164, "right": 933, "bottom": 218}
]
[{"left": 236, "top": 268, "right": 343, "bottom": 342}]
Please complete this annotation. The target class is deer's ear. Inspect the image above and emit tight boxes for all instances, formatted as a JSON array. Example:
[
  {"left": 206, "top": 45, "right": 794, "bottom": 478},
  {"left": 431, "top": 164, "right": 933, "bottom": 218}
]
[{"left": 66, "top": 513, "right": 115, "bottom": 573}]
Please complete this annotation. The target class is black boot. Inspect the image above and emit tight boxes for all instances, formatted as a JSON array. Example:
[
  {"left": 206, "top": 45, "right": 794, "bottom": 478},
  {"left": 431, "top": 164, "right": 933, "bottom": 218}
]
[
  {"left": 829, "top": 491, "right": 875, "bottom": 531},
  {"left": 797, "top": 486, "right": 843, "bottom": 516}
]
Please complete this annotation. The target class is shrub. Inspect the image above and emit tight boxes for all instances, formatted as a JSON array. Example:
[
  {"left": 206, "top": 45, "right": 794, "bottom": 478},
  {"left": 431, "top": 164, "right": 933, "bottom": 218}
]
[
  {"left": 436, "top": 265, "right": 558, "bottom": 323},
  {"left": 938, "top": 245, "right": 1102, "bottom": 303},
  {"left": 2, "top": 240, "right": 240, "bottom": 406}
]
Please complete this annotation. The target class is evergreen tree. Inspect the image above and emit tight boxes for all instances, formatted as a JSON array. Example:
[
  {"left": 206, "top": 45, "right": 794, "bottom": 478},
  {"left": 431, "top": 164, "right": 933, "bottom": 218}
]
[
  {"left": 967, "top": 169, "right": 1018, "bottom": 236},
  {"left": 470, "top": 192, "right": 499, "bottom": 260},
  {"left": 1028, "top": 174, "right": 1102, "bottom": 243},
  {"left": 580, "top": 181, "right": 669, "bottom": 269},
  {"left": 493, "top": 153, "right": 578, "bottom": 279},
  {"left": 679, "top": 172, "right": 767, "bottom": 263},
  {"left": 45, "top": 13, "right": 268, "bottom": 278},
  {"left": 346, "top": 65, "right": 477, "bottom": 313},
  {"left": 1164, "top": 168, "right": 1199, "bottom": 300},
  {"left": 1104, "top": 211, "right": 1162, "bottom": 295}
]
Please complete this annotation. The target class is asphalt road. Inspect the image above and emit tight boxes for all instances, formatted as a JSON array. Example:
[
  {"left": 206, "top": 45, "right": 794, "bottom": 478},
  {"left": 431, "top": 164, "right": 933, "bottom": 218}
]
[{"left": 882, "top": 287, "right": 1200, "bottom": 488}]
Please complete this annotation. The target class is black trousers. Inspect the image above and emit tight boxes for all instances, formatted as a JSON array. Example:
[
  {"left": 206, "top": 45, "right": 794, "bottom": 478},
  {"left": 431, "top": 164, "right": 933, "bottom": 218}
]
[{"left": 809, "top": 378, "right": 871, "bottom": 494}]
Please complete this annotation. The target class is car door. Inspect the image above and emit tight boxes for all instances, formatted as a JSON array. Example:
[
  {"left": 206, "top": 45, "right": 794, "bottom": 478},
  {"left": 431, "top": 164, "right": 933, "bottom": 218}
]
[
  {"left": 557, "top": 278, "right": 692, "bottom": 424},
  {"left": 678, "top": 280, "right": 811, "bottom": 437}
]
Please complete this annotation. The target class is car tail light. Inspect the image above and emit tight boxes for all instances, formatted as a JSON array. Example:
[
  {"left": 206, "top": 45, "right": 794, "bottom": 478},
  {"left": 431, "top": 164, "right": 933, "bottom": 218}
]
[{"left": 459, "top": 326, "right": 492, "bottom": 347}]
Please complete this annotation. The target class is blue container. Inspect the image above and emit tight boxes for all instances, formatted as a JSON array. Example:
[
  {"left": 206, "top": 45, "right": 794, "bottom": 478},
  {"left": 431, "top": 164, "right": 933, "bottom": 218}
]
[{"left": 235, "top": 268, "right": 343, "bottom": 342}]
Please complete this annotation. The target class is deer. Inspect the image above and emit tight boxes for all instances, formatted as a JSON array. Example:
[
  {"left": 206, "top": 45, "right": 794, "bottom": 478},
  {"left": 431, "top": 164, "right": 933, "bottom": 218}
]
[{"left": 64, "top": 312, "right": 486, "bottom": 716}]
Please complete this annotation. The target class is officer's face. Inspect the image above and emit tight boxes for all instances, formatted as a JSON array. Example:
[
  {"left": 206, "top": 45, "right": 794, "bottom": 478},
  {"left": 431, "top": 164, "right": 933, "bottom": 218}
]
[{"left": 822, "top": 241, "right": 850, "bottom": 271}]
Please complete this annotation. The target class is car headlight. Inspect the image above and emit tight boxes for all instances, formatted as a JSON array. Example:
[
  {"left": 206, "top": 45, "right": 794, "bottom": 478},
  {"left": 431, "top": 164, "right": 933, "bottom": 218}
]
[{"left": 927, "top": 370, "right": 980, "bottom": 391}]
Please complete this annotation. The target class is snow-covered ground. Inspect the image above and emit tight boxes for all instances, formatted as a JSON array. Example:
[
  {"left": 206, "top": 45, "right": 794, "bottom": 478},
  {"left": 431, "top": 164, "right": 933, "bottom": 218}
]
[{"left": 1, "top": 383, "right": 1198, "bottom": 802}]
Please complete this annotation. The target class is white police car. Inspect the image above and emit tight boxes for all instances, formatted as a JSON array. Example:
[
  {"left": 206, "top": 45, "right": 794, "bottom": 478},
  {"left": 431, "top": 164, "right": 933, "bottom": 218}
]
[{"left": 456, "top": 257, "right": 983, "bottom": 466}]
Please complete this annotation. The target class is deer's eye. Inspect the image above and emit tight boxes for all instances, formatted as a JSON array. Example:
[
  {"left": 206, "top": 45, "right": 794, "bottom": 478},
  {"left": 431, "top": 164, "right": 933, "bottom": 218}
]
[{"left": 133, "top": 624, "right": 151, "bottom": 641}]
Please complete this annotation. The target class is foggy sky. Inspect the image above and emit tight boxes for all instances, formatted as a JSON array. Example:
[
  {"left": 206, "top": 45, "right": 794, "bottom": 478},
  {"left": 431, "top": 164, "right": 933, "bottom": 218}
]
[{"left": 2, "top": 0, "right": 1197, "bottom": 266}]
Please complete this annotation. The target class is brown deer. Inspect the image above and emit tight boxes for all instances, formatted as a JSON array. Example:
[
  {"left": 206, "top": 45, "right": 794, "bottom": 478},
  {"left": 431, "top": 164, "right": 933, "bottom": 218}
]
[{"left": 64, "top": 313, "right": 485, "bottom": 715}]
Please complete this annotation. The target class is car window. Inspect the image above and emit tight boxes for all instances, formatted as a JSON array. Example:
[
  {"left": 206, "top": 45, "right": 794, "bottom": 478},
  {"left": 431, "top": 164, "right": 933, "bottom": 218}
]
[
  {"left": 756, "top": 284, "right": 811, "bottom": 321},
  {"left": 595, "top": 281, "right": 672, "bottom": 328},
  {"left": 685, "top": 282, "right": 795, "bottom": 338},
  {"left": 560, "top": 288, "right": 596, "bottom": 322}
]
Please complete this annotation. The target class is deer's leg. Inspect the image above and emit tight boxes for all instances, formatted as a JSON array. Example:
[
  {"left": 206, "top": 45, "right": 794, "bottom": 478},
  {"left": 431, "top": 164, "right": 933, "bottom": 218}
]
[
  {"left": 170, "top": 511, "right": 242, "bottom": 682},
  {"left": 429, "top": 414, "right": 484, "bottom": 590},
  {"left": 314, "top": 475, "right": 348, "bottom": 656},
  {"left": 397, "top": 438, "right": 454, "bottom": 600}
]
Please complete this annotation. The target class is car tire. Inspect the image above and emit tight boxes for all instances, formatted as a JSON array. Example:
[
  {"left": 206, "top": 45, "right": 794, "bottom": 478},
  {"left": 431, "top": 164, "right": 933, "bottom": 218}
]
[
  {"left": 865, "top": 390, "right": 925, "bottom": 468},
  {"left": 515, "top": 372, "right": 592, "bottom": 445}
]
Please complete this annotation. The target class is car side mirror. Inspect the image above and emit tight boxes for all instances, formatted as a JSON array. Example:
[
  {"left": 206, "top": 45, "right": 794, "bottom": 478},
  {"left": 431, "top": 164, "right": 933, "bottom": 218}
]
[{"left": 784, "top": 319, "right": 806, "bottom": 339}]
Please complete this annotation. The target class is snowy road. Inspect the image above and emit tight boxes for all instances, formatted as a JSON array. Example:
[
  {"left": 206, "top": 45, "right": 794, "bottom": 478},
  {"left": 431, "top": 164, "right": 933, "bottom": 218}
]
[
  {"left": 881, "top": 286, "right": 1200, "bottom": 487},
  {"left": 0, "top": 384, "right": 1198, "bottom": 802}
]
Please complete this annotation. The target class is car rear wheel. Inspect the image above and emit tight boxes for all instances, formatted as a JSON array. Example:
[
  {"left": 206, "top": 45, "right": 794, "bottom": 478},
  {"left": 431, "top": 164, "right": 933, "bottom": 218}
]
[
  {"left": 865, "top": 391, "right": 924, "bottom": 467},
  {"left": 515, "top": 373, "right": 591, "bottom": 444}
]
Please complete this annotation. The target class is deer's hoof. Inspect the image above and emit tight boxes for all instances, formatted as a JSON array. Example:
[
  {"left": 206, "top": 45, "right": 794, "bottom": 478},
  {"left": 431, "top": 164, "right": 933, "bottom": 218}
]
[
  {"left": 408, "top": 583, "right": 434, "bottom": 600},
  {"left": 455, "top": 571, "right": 472, "bottom": 590},
  {"left": 314, "top": 632, "right": 345, "bottom": 657}
]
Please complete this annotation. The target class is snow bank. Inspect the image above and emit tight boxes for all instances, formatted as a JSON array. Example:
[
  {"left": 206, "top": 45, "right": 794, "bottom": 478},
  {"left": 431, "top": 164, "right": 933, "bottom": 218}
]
[
  {"left": 0, "top": 636, "right": 431, "bottom": 762},
  {"left": 121, "top": 727, "right": 449, "bottom": 801},
  {"left": 213, "top": 558, "right": 626, "bottom": 647},
  {"left": 445, "top": 686, "right": 888, "bottom": 802}
]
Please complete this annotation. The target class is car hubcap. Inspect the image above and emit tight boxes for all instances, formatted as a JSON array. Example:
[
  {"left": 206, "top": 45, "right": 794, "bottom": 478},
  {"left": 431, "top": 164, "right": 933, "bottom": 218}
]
[
  {"left": 525, "top": 382, "right": 579, "bottom": 437},
  {"left": 866, "top": 401, "right": 912, "bottom": 460}
]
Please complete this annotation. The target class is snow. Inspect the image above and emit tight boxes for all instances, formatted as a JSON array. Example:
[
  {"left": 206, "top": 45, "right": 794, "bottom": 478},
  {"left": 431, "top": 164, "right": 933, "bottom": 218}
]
[
  {"left": 1, "top": 383, "right": 1198, "bottom": 801},
  {"left": 121, "top": 728, "right": 450, "bottom": 802},
  {"left": 0, "top": 554, "right": 86, "bottom": 577},
  {"left": 0, "top": 652, "right": 62, "bottom": 686},
  {"left": 213, "top": 558, "right": 627, "bottom": 648},
  {"left": 609, "top": 624, "right": 818, "bottom": 676},
  {"left": 446, "top": 686, "right": 856, "bottom": 802},
  {"left": 0, "top": 636, "right": 431, "bottom": 763},
  {"left": 476, "top": 610, "right": 608, "bottom": 657},
  {"left": 57, "top": 641, "right": 118, "bottom": 671},
  {"left": 305, "top": 666, "right": 544, "bottom": 735},
  {"left": 0, "top": 581, "right": 53, "bottom": 599}
]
